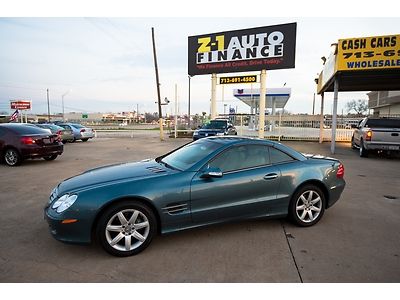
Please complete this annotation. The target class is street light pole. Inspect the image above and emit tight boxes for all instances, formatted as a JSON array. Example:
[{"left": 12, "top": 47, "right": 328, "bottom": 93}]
[
  {"left": 61, "top": 90, "right": 70, "bottom": 122},
  {"left": 47, "top": 88, "right": 50, "bottom": 122}
]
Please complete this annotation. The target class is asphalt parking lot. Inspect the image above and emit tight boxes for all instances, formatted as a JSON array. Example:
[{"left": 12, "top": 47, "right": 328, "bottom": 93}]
[{"left": 0, "top": 133, "right": 399, "bottom": 282}]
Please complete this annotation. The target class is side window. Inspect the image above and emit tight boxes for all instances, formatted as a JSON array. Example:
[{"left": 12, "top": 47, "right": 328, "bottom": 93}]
[
  {"left": 269, "top": 147, "right": 294, "bottom": 164},
  {"left": 0, "top": 128, "right": 4, "bottom": 138},
  {"left": 209, "top": 145, "right": 270, "bottom": 173}
]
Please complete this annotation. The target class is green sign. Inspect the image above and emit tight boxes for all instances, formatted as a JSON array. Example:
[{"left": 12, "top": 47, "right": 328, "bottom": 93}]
[{"left": 82, "top": 114, "right": 88, "bottom": 119}]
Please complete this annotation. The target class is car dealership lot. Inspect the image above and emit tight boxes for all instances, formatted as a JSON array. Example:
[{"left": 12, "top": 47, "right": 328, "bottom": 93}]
[{"left": 0, "top": 134, "right": 399, "bottom": 282}]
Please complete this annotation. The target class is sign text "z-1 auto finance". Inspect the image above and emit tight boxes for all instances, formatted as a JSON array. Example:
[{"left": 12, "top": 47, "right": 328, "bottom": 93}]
[{"left": 188, "top": 23, "right": 296, "bottom": 76}]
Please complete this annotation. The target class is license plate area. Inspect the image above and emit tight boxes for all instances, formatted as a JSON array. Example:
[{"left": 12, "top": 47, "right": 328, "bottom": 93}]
[{"left": 43, "top": 137, "right": 54, "bottom": 144}]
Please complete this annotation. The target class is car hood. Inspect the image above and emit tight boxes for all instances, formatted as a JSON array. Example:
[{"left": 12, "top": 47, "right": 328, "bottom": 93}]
[{"left": 58, "top": 159, "right": 171, "bottom": 194}]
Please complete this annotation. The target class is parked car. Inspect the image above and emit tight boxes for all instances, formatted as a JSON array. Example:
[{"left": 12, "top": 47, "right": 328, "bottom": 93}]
[
  {"left": 44, "top": 137, "right": 345, "bottom": 257},
  {"left": 57, "top": 123, "right": 94, "bottom": 142},
  {"left": 0, "top": 123, "right": 64, "bottom": 166},
  {"left": 351, "top": 117, "right": 400, "bottom": 157},
  {"left": 193, "top": 119, "right": 237, "bottom": 140},
  {"left": 33, "top": 124, "right": 74, "bottom": 143}
]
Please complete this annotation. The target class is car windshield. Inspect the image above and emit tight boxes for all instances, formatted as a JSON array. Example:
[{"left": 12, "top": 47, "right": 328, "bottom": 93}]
[
  {"left": 202, "top": 121, "right": 227, "bottom": 129},
  {"left": 160, "top": 140, "right": 220, "bottom": 171}
]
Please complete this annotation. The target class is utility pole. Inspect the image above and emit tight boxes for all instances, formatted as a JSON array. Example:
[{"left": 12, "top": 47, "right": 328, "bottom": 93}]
[
  {"left": 151, "top": 27, "right": 164, "bottom": 141},
  {"left": 174, "top": 84, "right": 178, "bottom": 138},
  {"left": 47, "top": 88, "right": 50, "bottom": 122}
]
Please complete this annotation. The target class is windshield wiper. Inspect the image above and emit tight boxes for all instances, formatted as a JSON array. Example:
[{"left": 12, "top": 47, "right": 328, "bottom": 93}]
[{"left": 159, "top": 159, "right": 181, "bottom": 171}]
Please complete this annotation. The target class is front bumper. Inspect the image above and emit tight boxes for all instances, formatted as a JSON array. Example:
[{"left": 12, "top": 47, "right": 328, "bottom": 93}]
[{"left": 44, "top": 206, "right": 91, "bottom": 245}]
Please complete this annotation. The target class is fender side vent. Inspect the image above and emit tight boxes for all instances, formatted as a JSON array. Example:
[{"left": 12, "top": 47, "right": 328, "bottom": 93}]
[
  {"left": 162, "top": 203, "right": 188, "bottom": 215},
  {"left": 146, "top": 166, "right": 167, "bottom": 173}
]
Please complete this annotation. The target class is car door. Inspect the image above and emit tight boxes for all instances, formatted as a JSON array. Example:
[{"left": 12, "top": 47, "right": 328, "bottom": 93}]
[
  {"left": 353, "top": 119, "right": 365, "bottom": 145},
  {"left": 190, "top": 144, "right": 281, "bottom": 224}
]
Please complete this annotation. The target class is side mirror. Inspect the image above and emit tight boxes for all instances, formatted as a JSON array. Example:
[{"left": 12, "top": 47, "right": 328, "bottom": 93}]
[{"left": 200, "top": 167, "right": 223, "bottom": 178}]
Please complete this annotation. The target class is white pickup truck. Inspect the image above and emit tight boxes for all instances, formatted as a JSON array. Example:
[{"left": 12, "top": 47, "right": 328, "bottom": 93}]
[{"left": 351, "top": 117, "right": 400, "bottom": 157}]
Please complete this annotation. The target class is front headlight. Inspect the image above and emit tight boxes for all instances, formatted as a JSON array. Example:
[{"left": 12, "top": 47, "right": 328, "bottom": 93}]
[
  {"left": 193, "top": 131, "right": 199, "bottom": 136},
  {"left": 52, "top": 194, "right": 78, "bottom": 213},
  {"left": 216, "top": 132, "right": 225, "bottom": 136}
]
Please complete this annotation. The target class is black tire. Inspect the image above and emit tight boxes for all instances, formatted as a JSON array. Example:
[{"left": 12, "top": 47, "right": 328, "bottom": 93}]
[
  {"left": 96, "top": 201, "right": 157, "bottom": 257},
  {"left": 81, "top": 138, "right": 89, "bottom": 142},
  {"left": 289, "top": 184, "right": 326, "bottom": 227},
  {"left": 43, "top": 154, "right": 58, "bottom": 161},
  {"left": 71, "top": 138, "right": 76, "bottom": 143},
  {"left": 359, "top": 139, "right": 368, "bottom": 158},
  {"left": 3, "top": 148, "right": 22, "bottom": 166}
]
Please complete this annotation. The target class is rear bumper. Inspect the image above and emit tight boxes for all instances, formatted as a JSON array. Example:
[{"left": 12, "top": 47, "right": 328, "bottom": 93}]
[
  {"left": 365, "top": 143, "right": 400, "bottom": 151},
  {"left": 61, "top": 133, "right": 74, "bottom": 141},
  {"left": 20, "top": 144, "right": 64, "bottom": 159},
  {"left": 327, "top": 180, "right": 346, "bottom": 208}
]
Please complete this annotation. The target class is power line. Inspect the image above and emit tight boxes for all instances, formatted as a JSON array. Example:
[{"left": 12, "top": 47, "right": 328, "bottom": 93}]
[{"left": 84, "top": 18, "right": 138, "bottom": 54}]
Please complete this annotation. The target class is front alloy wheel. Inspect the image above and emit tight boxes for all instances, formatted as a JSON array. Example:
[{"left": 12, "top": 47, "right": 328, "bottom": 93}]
[
  {"left": 290, "top": 185, "right": 325, "bottom": 227},
  {"left": 97, "top": 201, "right": 156, "bottom": 256}
]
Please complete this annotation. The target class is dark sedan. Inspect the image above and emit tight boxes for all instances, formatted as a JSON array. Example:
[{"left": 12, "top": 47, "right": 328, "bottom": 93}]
[
  {"left": 193, "top": 119, "right": 237, "bottom": 140},
  {"left": 33, "top": 123, "right": 74, "bottom": 143},
  {"left": 45, "top": 137, "right": 345, "bottom": 256},
  {"left": 0, "top": 123, "right": 64, "bottom": 166}
]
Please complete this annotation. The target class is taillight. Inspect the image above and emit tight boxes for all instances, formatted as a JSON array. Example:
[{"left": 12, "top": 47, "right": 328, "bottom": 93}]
[
  {"left": 366, "top": 130, "right": 372, "bottom": 141},
  {"left": 80, "top": 129, "right": 86, "bottom": 133},
  {"left": 57, "top": 130, "right": 62, "bottom": 136},
  {"left": 337, "top": 164, "right": 344, "bottom": 179},
  {"left": 21, "top": 137, "right": 35, "bottom": 145}
]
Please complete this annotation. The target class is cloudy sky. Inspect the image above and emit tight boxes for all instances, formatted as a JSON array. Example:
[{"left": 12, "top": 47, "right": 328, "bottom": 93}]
[{"left": 0, "top": 17, "right": 399, "bottom": 116}]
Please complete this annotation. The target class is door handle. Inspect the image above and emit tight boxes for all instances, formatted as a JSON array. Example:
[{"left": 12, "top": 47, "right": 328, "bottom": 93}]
[{"left": 263, "top": 173, "right": 278, "bottom": 180}]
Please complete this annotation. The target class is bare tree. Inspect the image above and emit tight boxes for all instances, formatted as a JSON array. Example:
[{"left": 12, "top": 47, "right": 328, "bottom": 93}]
[{"left": 345, "top": 99, "right": 368, "bottom": 116}]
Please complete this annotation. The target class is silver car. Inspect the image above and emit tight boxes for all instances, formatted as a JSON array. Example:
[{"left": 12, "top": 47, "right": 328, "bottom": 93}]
[{"left": 58, "top": 123, "right": 95, "bottom": 142}]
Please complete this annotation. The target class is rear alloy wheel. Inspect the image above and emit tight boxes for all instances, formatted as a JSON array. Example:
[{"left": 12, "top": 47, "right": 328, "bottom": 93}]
[
  {"left": 43, "top": 154, "right": 58, "bottom": 161},
  {"left": 290, "top": 185, "right": 325, "bottom": 227},
  {"left": 4, "top": 148, "right": 22, "bottom": 166},
  {"left": 81, "top": 138, "right": 89, "bottom": 142},
  {"left": 359, "top": 139, "right": 368, "bottom": 158},
  {"left": 97, "top": 201, "right": 156, "bottom": 257}
]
